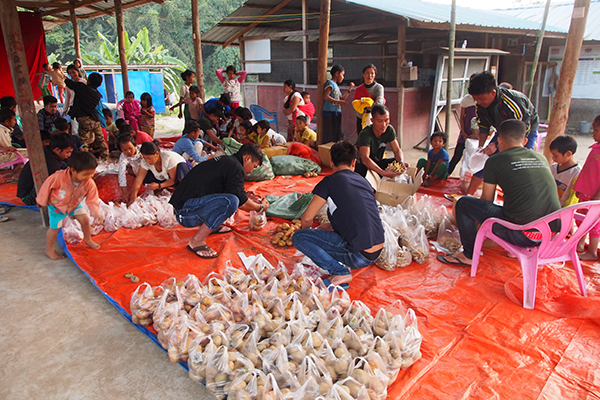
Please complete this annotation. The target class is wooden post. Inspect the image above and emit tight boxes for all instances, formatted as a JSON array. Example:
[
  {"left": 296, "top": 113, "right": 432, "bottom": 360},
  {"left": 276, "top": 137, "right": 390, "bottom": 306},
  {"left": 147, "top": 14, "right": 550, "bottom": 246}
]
[
  {"left": 316, "top": 0, "right": 331, "bottom": 145},
  {"left": 69, "top": 4, "right": 81, "bottom": 60},
  {"left": 0, "top": 0, "right": 48, "bottom": 224},
  {"left": 191, "top": 0, "right": 205, "bottom": 100},
  {"left": 396, "top": 21, "right": 406, "bottom": 148},
  {"left": 114, "top": 0, "right": 129, "bottom": 93},
  {"left": 445, "top": 0, "right": 456, "bottom": 150},
  {"left": 527, "top": 0, "right": 551, "bottom": 99},
  {"left": 544, "top": 0, "right": 591, "bottom": 161},
  {"left": 302, "top": 0, "right": 308, "bottom": 85}
]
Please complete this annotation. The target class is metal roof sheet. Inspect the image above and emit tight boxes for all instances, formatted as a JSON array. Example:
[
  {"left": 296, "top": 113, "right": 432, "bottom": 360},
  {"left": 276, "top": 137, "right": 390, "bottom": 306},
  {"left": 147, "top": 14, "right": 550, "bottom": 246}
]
[{"left": 493, "top": 0, "right": 600, "bottom": 41}]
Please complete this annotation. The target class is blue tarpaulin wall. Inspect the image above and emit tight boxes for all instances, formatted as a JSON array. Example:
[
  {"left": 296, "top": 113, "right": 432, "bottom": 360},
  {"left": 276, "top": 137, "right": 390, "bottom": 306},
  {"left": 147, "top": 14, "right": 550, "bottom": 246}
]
[{"left": 98, "top": 71, "right": 166, "bottom": 113}]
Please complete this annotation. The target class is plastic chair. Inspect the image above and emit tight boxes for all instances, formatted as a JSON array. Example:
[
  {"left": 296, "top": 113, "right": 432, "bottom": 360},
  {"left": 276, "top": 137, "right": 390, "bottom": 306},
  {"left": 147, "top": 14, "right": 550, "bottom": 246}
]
[
  {"left": 249, "top": 104, "right": 279, "bottom": 133},
  {"left": 0, "top": 151, "right": 27, "bottom": 170},
  {"left": 534, "top": 131, "right": 547, "bottom": 151},
  {"left": 471, "top": 201, "right": 600, "bottom": 309}
]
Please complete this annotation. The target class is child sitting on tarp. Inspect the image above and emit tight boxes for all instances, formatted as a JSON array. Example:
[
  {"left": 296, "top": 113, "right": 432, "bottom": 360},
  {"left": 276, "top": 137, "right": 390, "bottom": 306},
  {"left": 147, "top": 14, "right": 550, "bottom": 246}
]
[
  {"left": 0, "top": 108, "right": 25, "bottom": 180},
  {"left": 249, "top": 120, "right": 272, "bottom": 149},
  {"left": 117, "top": 91, "right": 141, "bottom": 131},
  {"left": 294, "top": 115, "right": 317, "bottom": 149},
  {"left": 173, "top": 121, "right": 218, "bottom": 165},
  {"left": 416, "top": 132, "right": 449, "bottom": 187},
  {"left": 37, "top": 152, "right": 103, "bottom": 260}
]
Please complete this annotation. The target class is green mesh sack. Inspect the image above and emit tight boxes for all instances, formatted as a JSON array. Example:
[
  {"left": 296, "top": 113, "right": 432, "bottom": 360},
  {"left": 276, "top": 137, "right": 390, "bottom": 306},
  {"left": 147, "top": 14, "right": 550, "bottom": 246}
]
[
  {"left": 221, "top": 138, "right": 274, "bottom": 181},
  {"left": 269, "top": 155, "right": 321, "bottom": 176},
  {"left": 222, "top": 137, "right": 242, "bottom": 155},
  {"left": 265, "top": 192, "right": 314, "bottom": 220}
]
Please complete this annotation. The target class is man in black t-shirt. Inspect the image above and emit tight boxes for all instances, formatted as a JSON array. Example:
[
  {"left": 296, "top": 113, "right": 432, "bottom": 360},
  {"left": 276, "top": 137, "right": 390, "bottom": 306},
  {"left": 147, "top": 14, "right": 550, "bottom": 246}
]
[
  {"left": 169, "top": 143, "right": 268, "bottom": 259},
  {"left": 292, "top": 141, "right": 384, "bottom": 289},
  {"left": 438, "top": 120, "right": 560, "bottom": 267}
]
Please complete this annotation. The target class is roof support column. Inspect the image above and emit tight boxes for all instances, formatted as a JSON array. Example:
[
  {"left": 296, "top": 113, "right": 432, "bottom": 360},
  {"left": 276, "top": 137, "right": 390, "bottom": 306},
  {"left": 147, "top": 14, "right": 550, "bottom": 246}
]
[
  {"left": 527, "top": 0, "right": 551, "bottom": 99},
  {"left": 191, "top": 0, "right": 205, "bottom": 100},
  {"left": 302, "top": 0, "right": 308, "bottom": 85},
  {"left": 0, "top": 0, "right": 48, "bottom": 225},
  {"left": 544, "top": 0, "right": 591, "bottom": 161},
  {"left": 114, "top": 0, "right": 129, "bottom": 94},
  {"left": 69, "top": 3, "right": 81, "bottom": 60},
  {"left": 444, "top": 0, "right": 456, "bottom": 150},
  {"left": 396, "top": 21, "right": 406, "bottom": 148},
  {"left": 316, "top": 0, "right": 331, "bottom": 145}
]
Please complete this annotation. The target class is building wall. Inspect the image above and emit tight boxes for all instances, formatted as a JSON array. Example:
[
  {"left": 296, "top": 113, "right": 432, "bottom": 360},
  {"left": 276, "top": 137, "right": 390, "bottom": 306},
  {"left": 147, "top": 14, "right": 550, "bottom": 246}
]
[{"left": 258, "top": 41, "right": 304, "bottom": 84}]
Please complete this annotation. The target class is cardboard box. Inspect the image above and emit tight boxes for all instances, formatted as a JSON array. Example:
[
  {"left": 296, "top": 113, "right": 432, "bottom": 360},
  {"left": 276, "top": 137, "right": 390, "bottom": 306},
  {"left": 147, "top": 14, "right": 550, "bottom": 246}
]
[
  {"left": 318, "top": 142, "right": 335, "bottom": 169},
  {"left": 401, "top": 66, "right": 418, "bottom": 81},
  {"left": 365, "top": 167, "right": 423, "bottom": 207},
  {"left": 263, "top": 145, "right": 288, "bottom": 158}
]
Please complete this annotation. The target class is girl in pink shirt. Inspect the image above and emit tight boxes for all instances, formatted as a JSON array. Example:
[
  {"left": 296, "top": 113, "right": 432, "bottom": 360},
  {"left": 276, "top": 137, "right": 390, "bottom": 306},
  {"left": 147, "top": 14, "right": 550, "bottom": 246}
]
[
  {"left": 573, "top": 114, "right": 600, "bottom": 260},
  {"left": 117, "top": 91, "right": 142, "bottom": 131},
  {"left": 216, "top": 66, "right": 246, "bottom": 108}
]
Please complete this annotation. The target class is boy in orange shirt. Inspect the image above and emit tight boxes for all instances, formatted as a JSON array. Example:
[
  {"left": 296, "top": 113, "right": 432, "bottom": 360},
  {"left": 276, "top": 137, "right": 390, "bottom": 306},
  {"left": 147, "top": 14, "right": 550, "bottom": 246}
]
[{"left": 36, "top": 151, "right": 104, "bottom": 260}]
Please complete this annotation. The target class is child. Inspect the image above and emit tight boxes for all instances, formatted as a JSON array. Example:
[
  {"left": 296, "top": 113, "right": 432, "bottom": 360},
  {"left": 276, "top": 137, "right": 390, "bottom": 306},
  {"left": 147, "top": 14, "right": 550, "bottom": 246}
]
[
  {"left": 323, "top": 64, "right": 355, "bottom": 143},
  {"left": 54, "top": 117, "right": 83, "bottom": 154},
  {"left": 173, "top": 121, "right": 217, "bottom": 165},
  {"left": 37, "top": 95, "right": 59, "bottom": 132},
  {"left": 37, "top": 63, "right": 52, "bottom": 98},
  {"left": 118, "top": 123, "right": 153, "bottom": 145},
  {"left": 294, "top": 115, "right": 317, "bottom": 148},
  {"left": 573, "top": 114, "right": 600, "bottom": 261},
  {"left": 48, "top": 62, "right": 67, "bottom": 103},
  {"left": 417, "top": 132, "right": 449, "bottom": 187},
  {"left": 117, "top": 91, "right": 141, "bottom": 131},
  {"left": 249, "top": 120, "right": 272, "bottom": 148},
  {"left": 448, "top": 94, "right": 478, "bottom": 176},
  {"left": 0, "top": 108, "right": 24, "bottom": 178},
  {"left": 170, "top": 69, "right": 196, "bottom": 122},
  {"left": 549, "top": 135, "right": 580, "bottom": 207},
  {"left": 36, "top": 151, "right": 103, "bottom": 260},
  {"left": 138, "top": 92, "right": 156, "bottom": 137},
  {"left": 216, "top": 66, "right": 247, "bottom": 108},
  {"left": 185, "top": 86, "right": 204, "bottom": 122},
  {"left": 62, "top": 64, "right": 85, "bottom": 118},
  {"left": 298, "top": 91, "right": 315, "bottom": 123},
  {"left": 203, "top": 93, "right": 231, "bottom": 118},
  {"left": 238, "top": 120, "right": 253, "bottom": 144},
  {"left": 117, "top": 134, "right": 143, "bottom": 202},
  {"left": 0, "top": 96, "right": 25, "bottom": 147},
  {"left": 103, "top": 108, "right": 118, "bottom": 151}
]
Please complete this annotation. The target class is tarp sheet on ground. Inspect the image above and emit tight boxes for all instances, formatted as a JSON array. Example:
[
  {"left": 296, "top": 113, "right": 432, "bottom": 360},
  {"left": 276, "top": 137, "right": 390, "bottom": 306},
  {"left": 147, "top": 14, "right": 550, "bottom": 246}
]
[{"left": 2, "top": 175, "right": 599, "bottom": 397}]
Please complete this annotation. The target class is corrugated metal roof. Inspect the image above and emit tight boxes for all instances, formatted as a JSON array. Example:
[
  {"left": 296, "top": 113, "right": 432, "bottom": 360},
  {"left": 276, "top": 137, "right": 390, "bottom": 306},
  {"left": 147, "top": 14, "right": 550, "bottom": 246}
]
[
  {"left": 493, "top": 0, "right": 600, "bottom": 41},
  {"left": 346, "top": 0, "right": 565, "bottom": 32}
]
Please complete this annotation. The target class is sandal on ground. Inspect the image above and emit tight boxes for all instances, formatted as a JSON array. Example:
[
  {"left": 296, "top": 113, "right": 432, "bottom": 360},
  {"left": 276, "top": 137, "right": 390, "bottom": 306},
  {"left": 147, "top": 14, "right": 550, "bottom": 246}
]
[
  {"left": 323, "top": 278, "right": 350, "bottom": 292},
  {"left": 0, "top": 215, "right": 9, "bottom": 222},
  {"left": 436, "top": 254, "right": 471, "bottom": 267},
  {"left": 210, "top": 225, "right": 233, "bottom": 235},
  {"left": 187, "top": 244, "right": 218, "bottom": 259},
  {"left": 0, "top": 205, "right": 9, "bottom": 214}
]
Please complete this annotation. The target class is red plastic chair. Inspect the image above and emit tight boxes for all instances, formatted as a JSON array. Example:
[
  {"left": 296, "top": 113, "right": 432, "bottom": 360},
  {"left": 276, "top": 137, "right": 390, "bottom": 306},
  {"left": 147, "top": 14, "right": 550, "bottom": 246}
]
[{"left": 471, "top": 201, "right": 600, "bottom": 309}]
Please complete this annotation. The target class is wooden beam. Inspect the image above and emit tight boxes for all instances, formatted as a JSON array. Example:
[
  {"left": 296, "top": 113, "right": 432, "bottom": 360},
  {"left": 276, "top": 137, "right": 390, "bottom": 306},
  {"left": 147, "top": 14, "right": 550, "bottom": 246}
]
[
  {"left": 0, "top": 0, "right": 49, "bottom": 225},
  {"left": 16, "top": 1, "right": 66, "bottom": 7},
  {"left": 544, "top": 0, "right": 591, "bottom": 162},
  {"left": 85, "top": 4, "right": 112, "bottom": 16},
  {"left": 445, "top": 0, "right": 456, "bottom": 150},
  {"left": 114, "top": 0, "right": 129, "bottom": 93},
  {"left": 408, "top": 19, "right": 567, "bottom": 38},
  {"left": 191, "top": 0, "right": 205, "bottom": 100},
  {"left": 69, "top": 4, "right": 82, "bottom": 60},
  {"left": 40, "top": 0, "right": 105, "bottom": 16},
  {"left": 246, "top": 20, "right": 400, "bottom": 40},
  {"left": 396, "top": 21, "right": 406, "bottom": 147},
  {"left": 316, "top": 0, "right": 331, "bottom": 145},
  {"left": 222, "top": 0, "right": 296, "bottom": 48}
]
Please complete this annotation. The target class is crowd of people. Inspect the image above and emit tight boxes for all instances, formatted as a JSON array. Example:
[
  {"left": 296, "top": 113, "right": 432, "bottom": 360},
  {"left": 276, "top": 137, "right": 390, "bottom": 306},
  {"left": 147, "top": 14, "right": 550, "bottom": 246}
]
[{"left": 2, "top": 59, "right": 599, "bottom": 286}]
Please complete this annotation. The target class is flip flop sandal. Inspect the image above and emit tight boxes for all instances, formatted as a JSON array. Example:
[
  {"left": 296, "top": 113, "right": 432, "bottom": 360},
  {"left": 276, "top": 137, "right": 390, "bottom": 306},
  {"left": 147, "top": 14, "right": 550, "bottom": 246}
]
[
  {"left": 0, "top": 215, "right": 9, "bottom": 222},
  {"left": 0, "top": 205, "right": 9, "bottom": 215},
  {"left": 443, "top": 194, "right": 456, "bottom": 202},
  {"left": 436, "top": 254, "right": 471, "bottom": 267},
  {"left": 322, "top": 278, "right": 350, "bottom": 292},
  {"left": 187, "top": 244, "right": 218, "bottom": 259},
  {"left": 210, "top": 225, "right": 233, "bottom": 235}
]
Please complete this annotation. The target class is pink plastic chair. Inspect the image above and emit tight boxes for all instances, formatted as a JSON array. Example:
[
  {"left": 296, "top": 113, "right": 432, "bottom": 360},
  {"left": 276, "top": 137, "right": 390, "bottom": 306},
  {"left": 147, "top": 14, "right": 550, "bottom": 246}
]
[
  {"left": 0, "top": 151, "right": 27, "bottom": 170},
  {"left": 471, "top": 201, "right": 600, "bottom": 309}
]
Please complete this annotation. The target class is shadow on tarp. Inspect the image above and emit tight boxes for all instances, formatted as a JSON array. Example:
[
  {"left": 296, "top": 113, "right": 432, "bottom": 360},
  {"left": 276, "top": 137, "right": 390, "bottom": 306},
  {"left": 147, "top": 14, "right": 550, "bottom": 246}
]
[{"left": 56, "top": 174, "right": 600, "bottom": 399}]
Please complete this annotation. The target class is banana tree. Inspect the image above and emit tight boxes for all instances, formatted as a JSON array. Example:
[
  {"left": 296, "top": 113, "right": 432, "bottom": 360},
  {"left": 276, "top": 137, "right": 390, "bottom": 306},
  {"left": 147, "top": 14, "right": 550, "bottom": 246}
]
[{"left": 82, "top": 27, "right": 186, "bottom": 99}]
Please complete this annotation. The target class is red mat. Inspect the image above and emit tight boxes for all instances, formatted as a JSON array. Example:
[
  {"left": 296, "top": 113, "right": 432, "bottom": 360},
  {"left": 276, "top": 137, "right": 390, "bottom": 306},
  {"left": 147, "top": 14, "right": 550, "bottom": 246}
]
[{"left": 56, "top": 173, "right": 600, "bottom": 399}]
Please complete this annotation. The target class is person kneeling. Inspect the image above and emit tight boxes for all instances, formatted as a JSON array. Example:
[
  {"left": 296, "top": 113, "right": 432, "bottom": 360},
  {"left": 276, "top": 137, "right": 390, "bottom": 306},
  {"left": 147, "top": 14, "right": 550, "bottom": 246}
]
[
  {"left": 292, "top": 140, "right": 384, "bottom": 289},
  {"left": 169, "top": 143, "right": 269, "bottom": 259}
]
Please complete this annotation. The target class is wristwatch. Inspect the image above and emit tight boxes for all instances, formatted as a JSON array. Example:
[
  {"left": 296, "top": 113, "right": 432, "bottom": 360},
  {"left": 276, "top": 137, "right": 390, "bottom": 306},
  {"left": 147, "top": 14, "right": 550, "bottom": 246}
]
[{"left": 158, "top": 182, "right": 161, "bottom": 189}]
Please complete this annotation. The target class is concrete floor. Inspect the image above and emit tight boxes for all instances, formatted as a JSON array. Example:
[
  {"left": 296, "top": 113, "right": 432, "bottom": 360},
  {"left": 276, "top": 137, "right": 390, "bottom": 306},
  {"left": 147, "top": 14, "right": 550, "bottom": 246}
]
[{"left": 0, "top": 207, "right": 216, "bottom": 400}]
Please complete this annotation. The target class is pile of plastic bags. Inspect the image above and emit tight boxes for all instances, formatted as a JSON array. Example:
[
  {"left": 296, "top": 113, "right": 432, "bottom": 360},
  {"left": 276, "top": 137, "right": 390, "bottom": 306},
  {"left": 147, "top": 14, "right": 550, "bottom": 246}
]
[
  {"left": 130, "top": 254, "right": 423, "bottom": 400},
  {"left": 376, "top": 195, "right": 461, "bottom": 271},
  {"left": 62, "top": 190, "right": 179, "bottom": 244}
]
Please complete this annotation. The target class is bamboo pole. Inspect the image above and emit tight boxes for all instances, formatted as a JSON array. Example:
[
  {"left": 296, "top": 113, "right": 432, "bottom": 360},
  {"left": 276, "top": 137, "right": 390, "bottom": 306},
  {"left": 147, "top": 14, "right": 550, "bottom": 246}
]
[
  {"left": 0, "top": 0, "right": 48, "bottom": 224},
  {"left": 544, "top": 0, "right": 591, "bottom": 162},
  {"left": 316, "top": 0, "right": 331, "bottom": 145},
  {"left": 69, "top": 3, "right": 81, "bottom": 60},
  {"left": 527, "top": 0, "right": 551, "bottom": 99},
  {"left": 444, "top": 0, "right": 456, "bottom": 150},
  {"left": 191, "top": 0, "right": 205, "bottom": 100},
  {"left": 396, "top": 22, "right": 406, "bottom": 148},
  {"left": 302, "top": 0, "right": 308, "bottom": 85},
  {"left": 114, "top": 0, "right": 129, "bottom": 93}
]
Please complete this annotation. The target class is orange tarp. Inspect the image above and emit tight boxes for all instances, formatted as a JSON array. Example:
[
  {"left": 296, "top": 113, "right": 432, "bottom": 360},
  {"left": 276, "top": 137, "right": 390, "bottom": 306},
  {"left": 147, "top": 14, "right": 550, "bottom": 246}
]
[{"left": 2, "top": 175, "right": 599, "bottom": 398}]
